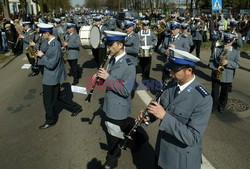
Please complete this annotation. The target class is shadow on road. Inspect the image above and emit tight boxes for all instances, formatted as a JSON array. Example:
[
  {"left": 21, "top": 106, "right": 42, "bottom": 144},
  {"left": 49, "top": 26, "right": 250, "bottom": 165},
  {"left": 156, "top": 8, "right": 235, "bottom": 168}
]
[
  {"left": 86, "top": 158, "right": 102, "bottom": 169},
  {"left": 82, "top": 59, "right": 97, "bottom": 69},
  {"left": 240, "top": 51, "right": 250, "bottom": 60}
]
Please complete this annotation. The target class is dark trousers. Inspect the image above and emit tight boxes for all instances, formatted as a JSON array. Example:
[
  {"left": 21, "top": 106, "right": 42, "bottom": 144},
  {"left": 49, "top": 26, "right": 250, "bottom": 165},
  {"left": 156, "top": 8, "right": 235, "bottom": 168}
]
[
  {"left": 104, "top": 115, "right": 128, "bottom": 167},
  {"left": 43, "top": 84, "right": 60, "bottom": 124},
  {"left": 67, "top": 59, "right": 80, "bottom": 79},
  {"left": 92, "top": 47, "right": 107, "bottom": 68},
  {"left": 155, "top": 33, "right": 165, "bottom": 50},
  {"left": 211, "top": 80, "right": 231, "bottom": 109},
  {"left": 190, "top": 40, "right": 202, "bottom": 58},
  {"left": 139, "top": 57, "right": 152, "bottom": 78}
]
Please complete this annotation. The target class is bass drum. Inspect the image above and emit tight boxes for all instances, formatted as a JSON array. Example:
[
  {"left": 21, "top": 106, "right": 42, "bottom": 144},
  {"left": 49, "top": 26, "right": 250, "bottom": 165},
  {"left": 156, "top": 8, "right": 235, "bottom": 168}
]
[{"left": 79, "top": 25, "right": 101, "bottom": 49}]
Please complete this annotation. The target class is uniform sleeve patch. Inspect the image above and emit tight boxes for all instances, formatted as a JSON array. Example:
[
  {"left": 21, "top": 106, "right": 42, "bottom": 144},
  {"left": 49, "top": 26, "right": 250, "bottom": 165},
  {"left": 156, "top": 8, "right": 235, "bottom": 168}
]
[
  {"left": 126, "top": 58, "right": 133, "bottom": 66},
  {"left": 195, "top": 85, "right": 209, "bottom": 97}
]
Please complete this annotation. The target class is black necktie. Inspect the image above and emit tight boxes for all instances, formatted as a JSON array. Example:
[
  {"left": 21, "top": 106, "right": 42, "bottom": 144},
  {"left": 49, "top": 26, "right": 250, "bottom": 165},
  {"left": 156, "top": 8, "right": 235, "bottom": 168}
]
[
  {"left": 172, "top": 36, "right": 176, "bottom": 42},
  {"left": 174, "top": 86, "right": 180, "bottom": 99}
]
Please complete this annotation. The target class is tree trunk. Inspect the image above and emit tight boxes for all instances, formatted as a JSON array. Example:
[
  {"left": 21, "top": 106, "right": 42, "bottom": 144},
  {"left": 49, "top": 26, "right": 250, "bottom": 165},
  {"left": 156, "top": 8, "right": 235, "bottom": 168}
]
[{"left": 3, "top": 0, "right": 10, "bottom": 19}]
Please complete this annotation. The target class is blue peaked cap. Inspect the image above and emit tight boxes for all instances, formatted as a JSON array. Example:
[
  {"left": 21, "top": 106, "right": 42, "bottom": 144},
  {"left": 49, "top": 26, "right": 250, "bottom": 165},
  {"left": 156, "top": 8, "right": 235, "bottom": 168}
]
[
  {"left": 104, "top": 30, "right": 127, "bottom": 43},
  {"left": 170, "top": 21, "right": 181, "bottom": 30}
]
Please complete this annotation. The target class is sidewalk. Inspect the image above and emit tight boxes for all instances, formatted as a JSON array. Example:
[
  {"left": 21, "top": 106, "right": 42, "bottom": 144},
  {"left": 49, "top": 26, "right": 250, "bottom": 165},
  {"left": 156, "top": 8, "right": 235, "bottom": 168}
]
[{"left": 0, "top": 53, "right": 17, "bottom": 69}]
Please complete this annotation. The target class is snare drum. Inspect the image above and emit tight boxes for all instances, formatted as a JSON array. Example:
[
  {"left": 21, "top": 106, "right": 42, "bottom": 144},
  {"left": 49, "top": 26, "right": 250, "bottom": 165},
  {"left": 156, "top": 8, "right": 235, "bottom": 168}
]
[
  {"left": 139, "top": 46, "right": 152, "bottom": 57},
  {"left": 79, "top": 25, "right": 101, "bottom": 49}
]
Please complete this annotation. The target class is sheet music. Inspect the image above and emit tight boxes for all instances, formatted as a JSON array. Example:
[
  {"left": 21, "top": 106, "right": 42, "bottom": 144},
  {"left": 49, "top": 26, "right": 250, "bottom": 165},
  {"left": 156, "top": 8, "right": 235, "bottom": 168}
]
[
  {"left": 105, "top": 121, "right": 125, "bottom": 139},
  {"left": 21, "top": 64, "right": 32, "bottom": 69},
  {"left": 71, "top": 85, "right": 87, "bottom": 95}
]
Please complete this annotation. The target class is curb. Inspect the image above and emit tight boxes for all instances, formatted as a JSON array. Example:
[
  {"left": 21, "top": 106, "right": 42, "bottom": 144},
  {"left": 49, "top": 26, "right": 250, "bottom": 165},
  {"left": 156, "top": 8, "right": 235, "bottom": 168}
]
[{"left": 0, "top": 55, "right": 17, "bottom": 70}]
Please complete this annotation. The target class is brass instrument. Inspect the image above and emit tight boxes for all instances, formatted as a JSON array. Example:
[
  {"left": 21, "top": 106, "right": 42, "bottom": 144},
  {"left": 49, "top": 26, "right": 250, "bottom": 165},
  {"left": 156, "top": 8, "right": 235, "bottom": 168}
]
[
  {"left": 25, "top": 31, "right": 37, "bottom": 59},
  {"left": 58, "top": 33, "right": 67, "bottom": 53},
  {"left": 216, "top": 48, "right": 228, "bottom": 81},
  {"left": 153, "top": 21, "right": 166, "bottom": 35}
]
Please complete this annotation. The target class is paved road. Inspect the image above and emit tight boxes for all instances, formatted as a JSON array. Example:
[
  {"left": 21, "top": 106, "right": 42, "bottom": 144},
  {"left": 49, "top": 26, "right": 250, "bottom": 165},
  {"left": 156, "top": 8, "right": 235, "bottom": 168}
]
[{"left": 0, "top": 46, "right": 249, "bottom": 169}]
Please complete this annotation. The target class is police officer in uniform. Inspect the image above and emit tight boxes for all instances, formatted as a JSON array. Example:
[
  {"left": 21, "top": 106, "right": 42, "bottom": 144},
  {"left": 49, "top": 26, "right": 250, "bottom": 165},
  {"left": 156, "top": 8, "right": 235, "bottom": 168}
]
[
  {"left": 92, "top": 30, "right": 136, "bottom": 169},
  {"left": 64, "top": 23, "right": 82, "bottom": 85},
  {"left": 138, "top": 20, "right": 157, "bottom": 79},
  {"left": 181, "top": 23, "right": 193, "bottom": 49},
  {"left": 92, "top": 16, "right": 108, "bottom": 68},
  {"left": 209, "top": 33, "right": 240, "bottom": 113},
  {"left": 137, "top": 48, "right": 213, "bottom": 169},
  {"left": 36, "top": 23, "right": 67, "bottom": 129},
  {"left": 160, "top": 21, "right": 190, "bottom": 60},
  {"left": 19, "top": 21, "right": 37, "bottom": 77},
  {"left": 190, "top": 17, "right": 204, "bottom": 58}
]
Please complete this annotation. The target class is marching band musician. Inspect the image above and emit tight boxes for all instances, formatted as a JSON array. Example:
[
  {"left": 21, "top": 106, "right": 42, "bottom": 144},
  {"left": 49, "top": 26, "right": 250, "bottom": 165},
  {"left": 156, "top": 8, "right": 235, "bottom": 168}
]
[
  {"left": 29, "top": 23, "right": 49, "bottom": 75},
  {"left": 181, "top": 23, "right": 194, "bottom": 49},
  {"left": 225, "top": 20, "right": 243, "bottom": 92},
  {"left": 208, "top": 33, "right": 240, "bottom": 113},
  {"left": 154, "top": 15, "right": 166, "bottom": 52},
  {"left": 92, "top": 31, "right": 136, "bottom": 169},
  {"left": 36, "top": 23, "right": 67, "bottom": 129},
  {"left": 18, "top": 21, "right": 37, "bottom": 77},
  {"left": 165, "top": 14, "right": 176, "bottom": 32},
  {"left": 138, "top": 20, "right": 157, "bottom": 79},
  {"left": 124, "top": 21, "right": 141, "bottom": 67},
  {"left": 190, "top": 17, "right": 204, "bottom": 58},
  {"left": 227, "top": 20, "right": 243, "bottom": 50},
  {"left": 160, "top": 21, "right": 190, "bottom": 60},
  {"left": 53, "top": 18, "right": 65, "bottom": 41},
  {"left": 64, "top": 23, "right": 82, "bottom": 85},
  {"left": 136, "top": 48, "right": 212, "bottom": 169},
  {"left": 92, "top": 16, "right": 108, "bottom": 68}
]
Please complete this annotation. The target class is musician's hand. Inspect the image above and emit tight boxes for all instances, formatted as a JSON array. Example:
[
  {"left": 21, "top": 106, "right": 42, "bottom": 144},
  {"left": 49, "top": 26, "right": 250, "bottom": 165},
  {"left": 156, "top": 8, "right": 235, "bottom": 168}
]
[
  {"left": 63, "top": 42, "right": 68, "bottom": 47},
  {"left": 29, "top": 41, "right": 35, "bottom": 47},
  {"left": 36, "top": 50, "right": 44, "bottom": 58},
  {"left": 169, "top": 44, "right": 175, "bottom": 48},
  {"left": 135, "top": 110, "right": 150, "bottom": 123},
  {"left": 19, "top": 34, "right": 24, "bottom": 39},
  {"left": 165, "top": 49, "right": 169, "bottom": 55},
  {"left": 97, "top": 68, "right": 109, "bottom": 80},
  {"left": 92, "top": 73, "right": 98, "bottom": 79},
  {"left": 222, "top": 59, "right": 228, "bottom": 66},
  {"left": 147, "top": 101, "right": 166, "bottom": 120}
]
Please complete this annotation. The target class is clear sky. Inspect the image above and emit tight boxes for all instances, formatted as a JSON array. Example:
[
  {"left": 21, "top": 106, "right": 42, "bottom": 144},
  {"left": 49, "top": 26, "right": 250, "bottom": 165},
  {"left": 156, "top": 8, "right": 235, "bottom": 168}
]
[{"left": 71, "top": 0, "right": 85, "bottom": 6}]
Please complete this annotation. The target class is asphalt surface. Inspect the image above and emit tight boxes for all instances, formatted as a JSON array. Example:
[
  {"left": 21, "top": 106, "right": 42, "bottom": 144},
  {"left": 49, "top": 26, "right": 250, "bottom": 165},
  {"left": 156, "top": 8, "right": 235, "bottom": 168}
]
[{"left": 0, "top": 46, "right": 250, "bottom": 169}]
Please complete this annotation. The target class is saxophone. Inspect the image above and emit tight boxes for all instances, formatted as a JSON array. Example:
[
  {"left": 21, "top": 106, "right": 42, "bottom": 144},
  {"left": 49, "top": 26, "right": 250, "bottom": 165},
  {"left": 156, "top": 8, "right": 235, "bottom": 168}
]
[
  {"left": 25, "top": 31, "right": 37, "bottom": 59},
  {"left": 215, "top": 48, "right": 228, "bottom": 81}
]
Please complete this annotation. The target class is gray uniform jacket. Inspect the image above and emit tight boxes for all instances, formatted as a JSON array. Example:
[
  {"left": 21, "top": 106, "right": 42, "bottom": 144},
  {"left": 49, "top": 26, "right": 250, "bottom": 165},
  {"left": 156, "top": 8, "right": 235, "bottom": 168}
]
[
  {"left": 160, "top": 33, "right": 190, "bottom": 56},
  {"left": 125, "top": 32, "right": 141, "bottom": 66},
  {"left": 138, "top": 29, "right": 157, "bottom": 47},
  {"left": 38, "top": 38, "right": 66, "bottom": 85},
  {"left": 103, "top": 54, "right": 136, "bottom": 120},
  {"left": 23, "top": 28, "right": 35, "bottom": 52},
  {"left": 191, "top": 24, "right": 204, "bottom": 41},
  {"left": 183, "top": 33, "right": 194, "bottom": 47},
  {"left": 208, "top": 46, "right": 240, "bottom": 83},
  {"left": 155, "top": 78, "right": 213, "bottom": 169},
  {"left": 99, "top": 25, "right": 108, "bottom": 49},
  {"left": 65, "top": 32, "right": 81, "bottom": 60},
  {"left": 105, "top": 17, "right": 116, "bottom": 31},
  {"left": 34, "top": 35, "right": 48, "bottom": 53},
  {"left": 228, "top": 30, "right": 243, "bottom": 49}
]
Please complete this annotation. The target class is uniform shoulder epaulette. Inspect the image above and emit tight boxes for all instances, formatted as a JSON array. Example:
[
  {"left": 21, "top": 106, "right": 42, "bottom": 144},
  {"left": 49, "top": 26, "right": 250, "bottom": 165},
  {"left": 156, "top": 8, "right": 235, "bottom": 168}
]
[
  {"left": 181, "top": 34, "right": 187, "bottom": 38},
  {"left": 51, "top": 42, "right": 55, "bottom": 47},
  {"left": 126, "top": 58, "right": 133, "bottom": 66},
  {"left": 195, "top": 85, "right": 209, "bottom": 97}
]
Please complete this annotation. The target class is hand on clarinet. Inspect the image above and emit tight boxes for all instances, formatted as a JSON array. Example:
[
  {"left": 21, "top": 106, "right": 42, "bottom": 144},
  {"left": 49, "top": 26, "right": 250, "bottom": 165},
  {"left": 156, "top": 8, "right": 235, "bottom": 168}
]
[
  {"left": 147, "top": 101, "right": 166, "bottom": 120},
  {"left": 97, "top": 68, "right": 109, "bottom": 80},
  {"left": 135, "top": 110, "right": 150, "bottom": 124}
]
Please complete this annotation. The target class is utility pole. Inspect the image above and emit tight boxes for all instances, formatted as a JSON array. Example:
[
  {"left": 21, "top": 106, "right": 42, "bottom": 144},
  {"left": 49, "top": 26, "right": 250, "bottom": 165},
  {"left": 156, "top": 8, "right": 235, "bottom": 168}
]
[{"left": 3, "top": 0, "right": 10, "bottom": 20}]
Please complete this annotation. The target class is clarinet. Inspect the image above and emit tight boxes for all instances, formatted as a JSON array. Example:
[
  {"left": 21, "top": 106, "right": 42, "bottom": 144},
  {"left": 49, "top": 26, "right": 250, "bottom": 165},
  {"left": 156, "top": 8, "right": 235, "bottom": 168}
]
[
  {"left": 119, "top": 78, "right": 172, "bottom": 150},
  {"left": 85, "top": 51, "right": 110, "bottom": 102}
]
